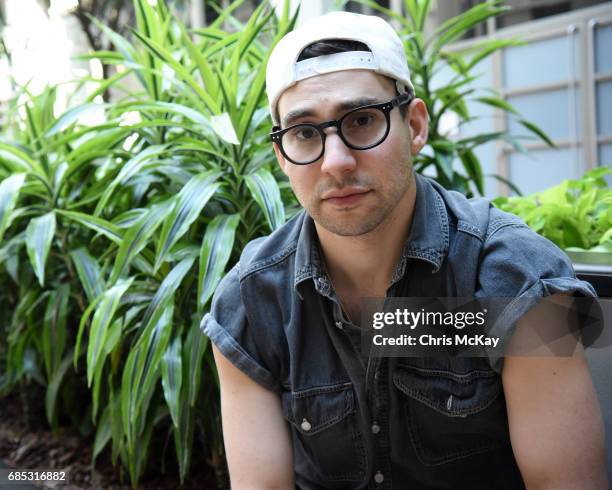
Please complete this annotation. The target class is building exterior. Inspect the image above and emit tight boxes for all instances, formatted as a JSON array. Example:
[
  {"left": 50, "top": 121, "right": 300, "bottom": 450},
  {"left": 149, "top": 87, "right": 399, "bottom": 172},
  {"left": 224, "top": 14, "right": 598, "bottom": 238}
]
[{"left": 443, "top": 0, "right": 612, "bottom": 197}]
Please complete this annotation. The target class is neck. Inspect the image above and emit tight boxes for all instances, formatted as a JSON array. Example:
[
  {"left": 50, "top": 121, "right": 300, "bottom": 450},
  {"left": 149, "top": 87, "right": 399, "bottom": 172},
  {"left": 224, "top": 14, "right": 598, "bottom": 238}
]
[{"left": 315, "top": 174, "right": 417, "bottom": 297}]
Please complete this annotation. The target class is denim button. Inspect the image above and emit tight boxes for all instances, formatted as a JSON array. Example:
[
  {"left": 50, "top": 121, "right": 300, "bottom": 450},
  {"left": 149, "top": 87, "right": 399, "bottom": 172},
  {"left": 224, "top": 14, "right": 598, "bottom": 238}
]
[
  {"left": 374, "top": 471, "right": 384, "bottom": 483},
  {"left": 335, "top": 321, "right": 343, "bottom": 330},
  {"left": 301, "top": 418, "right": 312, "bottom": 431},
  {"left": 371, "top": 423, "right": 380, "bottom": 434}
]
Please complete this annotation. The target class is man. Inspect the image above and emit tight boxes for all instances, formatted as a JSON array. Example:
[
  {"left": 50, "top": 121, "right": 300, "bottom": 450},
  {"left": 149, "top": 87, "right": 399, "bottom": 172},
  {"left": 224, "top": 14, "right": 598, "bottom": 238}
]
[{"left": 201, "top": 11, "right": 608, "bottom": 489}]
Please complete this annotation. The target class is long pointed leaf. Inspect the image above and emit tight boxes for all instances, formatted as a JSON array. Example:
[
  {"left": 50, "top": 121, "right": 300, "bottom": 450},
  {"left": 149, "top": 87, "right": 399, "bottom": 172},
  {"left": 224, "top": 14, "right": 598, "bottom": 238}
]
[
  {"left": 140, "top": 256, "right": 195, "bottom": 337},
  {"left": 244, "top": 169, "right": 285, "bottom": 231},
  {"left": 44, "top": 353, "right": 73, "bottom": 428},
  {"left": 161, "top": 336, "right": 182, "bottom": 428},
  {"left": 211, "top": 113, "right": 239, "bottom": 145},
  {"left": 45, "top": 103, "right": 107, "bottom": 137},
  {"left": 88, "top": 14, "right": 146, "bottom": 90},
  {"left": 121, "top": 306, "right": 173, "bottom": 452},
  {"left": 92, "top": 318, "right": 122, "bottom": 420},
  {"left": 110, "top": 202, "right": 172, "bottom": 285},
  {"left": 174, "top": 398, "right": 194, "bottom": 483},
  {"left": 518, "top": 119, "right": 557, "bottom": 148},
  {"left": 95, "top": 144, "right": 168, "bottom": 216},
  {"left": 25, "top": 211, "right": 56, "bottom": 287},
  {"left": 180, "top": 27, "right": 219, "bottom": 103},
  {"left": 155, "top": 172, "right": 221, "bottom": 271},
  {"left": 459, "top": 149, "right": 484, "bottom": 195},
  {"left": 42, "top": 284, "right": 69, "bottom": 380},
  {"left": 187, "top": 319, "right": 208, "bottom": 407},
  {"left": 70, "top": 248, "right": 104, "bottom": 303},
  {"left": 475, "top": 96, "right": 518, "bottom": 115},
  {"left": 0, "top": 173, "right": 26, "bottom": 243},
  {"left": 58, "top": 210, "right": 123, "bottom": 245},
  {"left": 74, "top": 294, "right": 103, "bottom": 368},
  {"left": 0, "top": 142, "right": 37, "bottom": 173},
  {"left": 131, "top": 30, "right": 219, "bottom": 114},
  {"left": 87, "top": 278, "right": 133, "bottom": 387},
  {"left": 198, "top": 214, "right": 239, "bottom": 311},
  {"left": 93, "top": 403, "right": 112, "bottom": 464}
]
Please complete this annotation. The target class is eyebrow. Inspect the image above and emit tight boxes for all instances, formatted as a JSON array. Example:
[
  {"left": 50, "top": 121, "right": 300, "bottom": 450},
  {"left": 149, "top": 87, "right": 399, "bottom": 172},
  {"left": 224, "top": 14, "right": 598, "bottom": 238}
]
[{"left": 281, "top": 96, "right": 385, "bottom": 128}]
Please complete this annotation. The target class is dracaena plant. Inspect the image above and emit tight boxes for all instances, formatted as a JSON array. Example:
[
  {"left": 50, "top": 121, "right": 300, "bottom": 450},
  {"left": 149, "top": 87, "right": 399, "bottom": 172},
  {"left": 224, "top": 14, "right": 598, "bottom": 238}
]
[
  {"left": 351, "top": 0, "right": 554, "bottom": 197},
  {"left": 0, "top": 0, "right": 298, "bottom": 486}
]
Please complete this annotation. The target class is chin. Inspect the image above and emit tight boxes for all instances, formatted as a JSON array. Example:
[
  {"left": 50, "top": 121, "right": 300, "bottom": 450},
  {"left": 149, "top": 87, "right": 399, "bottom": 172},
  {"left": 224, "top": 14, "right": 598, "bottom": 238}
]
[{"left": 315, "top": 213, "right": 385, "bottom": 237}]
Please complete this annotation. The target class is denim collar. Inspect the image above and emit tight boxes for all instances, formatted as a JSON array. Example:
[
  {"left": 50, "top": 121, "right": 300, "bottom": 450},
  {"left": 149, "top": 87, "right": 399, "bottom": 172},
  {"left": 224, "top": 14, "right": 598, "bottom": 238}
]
[{"left": 293, "top": 173, "right": 450, "bottom": 298}]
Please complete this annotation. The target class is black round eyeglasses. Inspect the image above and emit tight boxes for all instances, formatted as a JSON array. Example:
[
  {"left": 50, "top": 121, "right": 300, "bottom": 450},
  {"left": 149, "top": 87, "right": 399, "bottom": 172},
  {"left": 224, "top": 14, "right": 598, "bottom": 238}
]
[{"left": 270, "top": 92, "right": 414, "bottom": 165}]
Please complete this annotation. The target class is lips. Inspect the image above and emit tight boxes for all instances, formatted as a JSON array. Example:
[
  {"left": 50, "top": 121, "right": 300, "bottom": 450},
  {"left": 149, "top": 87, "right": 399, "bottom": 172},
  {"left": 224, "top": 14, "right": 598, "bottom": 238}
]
[
  {"left": 322, "top": 188, "right": 370, "bottom": 199},
  {"left": 322, "top": 189, "right": 370, "bottom": 206}
]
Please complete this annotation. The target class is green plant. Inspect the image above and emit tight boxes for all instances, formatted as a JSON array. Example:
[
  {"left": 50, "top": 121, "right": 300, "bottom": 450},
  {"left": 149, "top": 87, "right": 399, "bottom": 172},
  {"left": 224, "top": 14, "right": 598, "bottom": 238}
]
[
  {"left": 493, "top": 167, "right": 612, "bottom": 252},
  {"left": 72, "top": 0, "right": 194, "bottom": 100},
  {"left": 351, "top": 0, "right": 554, "bottom": 197},
  {"left": 0, "top": 0, "right": 298, "bottom": 486}
]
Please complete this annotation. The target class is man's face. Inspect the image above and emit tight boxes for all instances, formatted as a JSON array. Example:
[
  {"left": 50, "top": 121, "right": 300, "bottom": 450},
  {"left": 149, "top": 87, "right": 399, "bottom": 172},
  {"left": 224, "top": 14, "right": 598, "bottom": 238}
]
[{"left": 274, "top": 70, "right": 425, "bottom": 237}]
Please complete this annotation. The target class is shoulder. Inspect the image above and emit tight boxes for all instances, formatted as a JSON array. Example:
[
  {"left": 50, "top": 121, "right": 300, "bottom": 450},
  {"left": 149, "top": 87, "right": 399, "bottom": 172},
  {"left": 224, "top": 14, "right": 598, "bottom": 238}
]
[
  {"left": 210, "top": 210, "right": 304, "bottom": 305},
  {"left": 427, "top": 178, "right": 594, "bottom": 297},
  {"left": 426, "top": 176, "right": 524, "bottom": 243},
  {"left": 236, "top": 210, "right": 306, "bottom": 281},
  {"left": 213, "top": 209, "right": 308, "bottom": 309}
]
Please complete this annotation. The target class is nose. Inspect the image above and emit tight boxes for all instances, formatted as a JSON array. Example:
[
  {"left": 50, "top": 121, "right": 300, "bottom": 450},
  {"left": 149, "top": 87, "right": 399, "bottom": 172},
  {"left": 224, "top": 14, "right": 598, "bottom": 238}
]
[{"left": 319, "top": 129, "right": 357, "bottom": 179}]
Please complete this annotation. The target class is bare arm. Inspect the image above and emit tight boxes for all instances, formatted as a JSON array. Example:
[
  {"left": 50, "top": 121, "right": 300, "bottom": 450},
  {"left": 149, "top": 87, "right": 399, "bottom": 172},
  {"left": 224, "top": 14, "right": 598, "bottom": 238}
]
[
  {"left": 503, "top": 339, "right": 608, "bottom": 488},
  {"left": 212, "top": 344, "right": 294, "bottom": 489}
]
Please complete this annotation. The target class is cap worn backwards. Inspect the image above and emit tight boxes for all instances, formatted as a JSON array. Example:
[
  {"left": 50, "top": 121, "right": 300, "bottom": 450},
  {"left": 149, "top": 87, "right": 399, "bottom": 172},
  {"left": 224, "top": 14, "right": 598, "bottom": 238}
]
[{"left": 265, "top": 11, "right": 414, "bottom": 125}]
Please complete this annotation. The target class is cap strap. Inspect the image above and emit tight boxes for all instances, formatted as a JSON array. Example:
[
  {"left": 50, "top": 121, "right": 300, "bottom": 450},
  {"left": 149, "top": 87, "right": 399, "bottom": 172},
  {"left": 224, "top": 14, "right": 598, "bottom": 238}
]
[{"left": 294, "top": 51, "right": 378, "bottom": 82}]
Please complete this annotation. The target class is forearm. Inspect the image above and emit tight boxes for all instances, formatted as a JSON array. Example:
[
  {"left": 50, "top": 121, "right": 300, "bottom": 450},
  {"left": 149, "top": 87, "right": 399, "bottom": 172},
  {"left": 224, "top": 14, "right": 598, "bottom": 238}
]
[
  {"left": 521, "top": 439, "right": 607, "bottom": 490},
  {"left": 504, "top": 354, "right": 608, "bottom": 490},
  {"left": 213, "top": 345, "right": 295, "bottom": 489},
  {"left": 230, "top": 478, "right": 295, "bottom": 490}
]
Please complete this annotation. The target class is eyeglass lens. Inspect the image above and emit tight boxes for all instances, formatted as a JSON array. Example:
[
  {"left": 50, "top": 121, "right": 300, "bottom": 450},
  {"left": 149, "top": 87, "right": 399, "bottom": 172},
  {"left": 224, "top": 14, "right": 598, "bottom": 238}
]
[{"left": 281, "top": 107, "right": 388, "bottom": 164}]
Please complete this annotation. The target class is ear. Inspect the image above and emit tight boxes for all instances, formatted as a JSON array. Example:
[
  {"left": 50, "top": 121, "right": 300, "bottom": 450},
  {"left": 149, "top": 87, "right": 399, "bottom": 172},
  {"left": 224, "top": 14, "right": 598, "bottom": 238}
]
[
  {"left": 407, "top": 99, "right": 429, "bottom": 155},
  {"left": 273, "top": 142, "right": 289, "bottom": 175}
]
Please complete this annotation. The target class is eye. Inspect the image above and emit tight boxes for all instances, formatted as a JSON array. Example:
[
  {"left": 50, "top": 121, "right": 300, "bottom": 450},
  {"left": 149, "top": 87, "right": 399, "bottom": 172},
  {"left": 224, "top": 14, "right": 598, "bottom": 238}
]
[
  {"left": 293, "top": 126, "right": 317, "bottom": 141},
  {"left": 349, "top": 112, "right": 375, "bottom": 127}
]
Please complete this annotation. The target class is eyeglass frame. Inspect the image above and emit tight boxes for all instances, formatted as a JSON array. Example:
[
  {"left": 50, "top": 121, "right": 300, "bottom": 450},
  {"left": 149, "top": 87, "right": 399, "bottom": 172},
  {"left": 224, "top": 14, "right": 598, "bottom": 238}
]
[{"left": 269, "top": 92, "right": 415, "bottom": 165}]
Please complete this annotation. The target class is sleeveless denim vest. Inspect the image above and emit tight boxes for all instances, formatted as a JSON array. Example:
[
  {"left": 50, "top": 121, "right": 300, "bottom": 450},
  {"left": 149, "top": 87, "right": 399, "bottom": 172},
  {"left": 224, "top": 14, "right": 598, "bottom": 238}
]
[{"left": 202, "top": 174, "right": 595, "bottom": 489}]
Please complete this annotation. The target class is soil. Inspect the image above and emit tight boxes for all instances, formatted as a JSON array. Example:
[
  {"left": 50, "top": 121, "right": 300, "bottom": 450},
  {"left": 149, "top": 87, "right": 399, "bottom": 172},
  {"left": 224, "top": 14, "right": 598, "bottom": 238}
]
[{"left": 0, "top": 392, "right": 219, "bottom": 489}]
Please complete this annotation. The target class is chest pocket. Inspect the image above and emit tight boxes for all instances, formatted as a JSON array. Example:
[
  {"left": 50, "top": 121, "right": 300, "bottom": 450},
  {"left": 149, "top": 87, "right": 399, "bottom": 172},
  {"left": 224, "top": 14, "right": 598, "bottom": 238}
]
[
  {"left": 393, "top": 362, "right": 509, "bottom": 466},
  {"left": 281, "top": 382, "right": 366, "bottom": 484}
]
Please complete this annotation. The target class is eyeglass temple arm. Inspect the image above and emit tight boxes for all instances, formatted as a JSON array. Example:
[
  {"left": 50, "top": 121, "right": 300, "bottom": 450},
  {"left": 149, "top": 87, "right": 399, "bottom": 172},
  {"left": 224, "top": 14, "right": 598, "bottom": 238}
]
[{"left": 393, "top": 92, "right": 414, "bottom": 107}]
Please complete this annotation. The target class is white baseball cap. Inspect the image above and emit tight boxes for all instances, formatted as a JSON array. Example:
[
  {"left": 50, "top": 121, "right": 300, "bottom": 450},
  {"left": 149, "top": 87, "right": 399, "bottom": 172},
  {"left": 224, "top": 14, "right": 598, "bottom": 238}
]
[{"left": 265, "top": 11, "right": 414, "bottom": 125}]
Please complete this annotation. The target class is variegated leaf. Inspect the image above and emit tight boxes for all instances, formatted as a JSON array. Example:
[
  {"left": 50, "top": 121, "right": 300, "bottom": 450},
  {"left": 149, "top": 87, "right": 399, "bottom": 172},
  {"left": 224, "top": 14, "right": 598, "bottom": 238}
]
[
  {"left": 25, "top": 212, "right": 56, "bottom": 287},
  {"left": 244, "top": 168, "right": 285, "bottom": 231},
  {"left": 87, "top": 279, "right": 133, "bottom": 387},
  {"left": 0, "top": 173, "right": 26, "bottom": 243},
  {"left": 197, "top": 213, "right": 239, "bottom": 311},
  {"left": 155, "top": 172, "right": 221, "bottom": 271}
]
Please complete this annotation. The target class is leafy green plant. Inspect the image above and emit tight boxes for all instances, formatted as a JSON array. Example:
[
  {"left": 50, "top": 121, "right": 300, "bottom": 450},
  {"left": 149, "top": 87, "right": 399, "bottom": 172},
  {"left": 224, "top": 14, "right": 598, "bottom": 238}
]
[
  {"left": 0, "top": 0, "right": 298, "bottom": 486},
  {"left": 352, "top": 0, "right": 554, "bottom": 196},
  {"left": 493, "top": 167, "right": 612, "bottom": 252}
]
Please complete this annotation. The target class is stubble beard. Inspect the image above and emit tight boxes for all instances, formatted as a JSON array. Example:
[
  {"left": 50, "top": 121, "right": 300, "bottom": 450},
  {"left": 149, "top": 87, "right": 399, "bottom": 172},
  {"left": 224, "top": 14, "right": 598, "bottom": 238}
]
[{"left": 306, "top": 159, "right": 414, "bottom": 237}]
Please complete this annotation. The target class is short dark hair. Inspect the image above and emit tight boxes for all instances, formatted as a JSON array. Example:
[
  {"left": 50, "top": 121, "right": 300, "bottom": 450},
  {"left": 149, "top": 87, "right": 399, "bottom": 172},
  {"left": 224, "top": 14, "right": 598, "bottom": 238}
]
[
  {"left": 297, "top": 39, "right": 409, "bottom": 117},
  {"left": 297, "top": 39, "right": 370, "bottom": 61}
]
